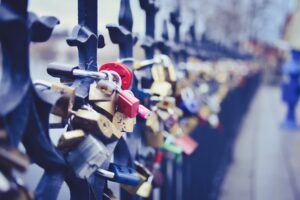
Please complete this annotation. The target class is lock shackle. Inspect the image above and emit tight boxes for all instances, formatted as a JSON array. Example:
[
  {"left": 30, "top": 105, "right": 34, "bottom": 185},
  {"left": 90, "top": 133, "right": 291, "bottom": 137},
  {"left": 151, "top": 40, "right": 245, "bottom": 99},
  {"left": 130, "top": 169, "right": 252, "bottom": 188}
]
[{"left": 47, "top": 62, "right": 108, "bottom": 80}]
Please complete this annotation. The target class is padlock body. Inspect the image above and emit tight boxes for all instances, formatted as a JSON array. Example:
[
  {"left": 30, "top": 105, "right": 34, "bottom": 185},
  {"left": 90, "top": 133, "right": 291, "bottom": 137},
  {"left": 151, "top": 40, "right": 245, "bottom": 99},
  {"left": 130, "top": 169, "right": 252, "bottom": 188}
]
[{"left": 118, "top": 91, "right": 140, "bottom": 118}]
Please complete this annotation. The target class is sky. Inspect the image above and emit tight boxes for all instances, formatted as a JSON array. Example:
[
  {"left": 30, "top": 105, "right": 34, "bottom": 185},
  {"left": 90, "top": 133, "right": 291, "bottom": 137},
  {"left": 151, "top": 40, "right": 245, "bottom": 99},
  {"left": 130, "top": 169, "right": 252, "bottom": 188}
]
[{"left": 28, "top": 0, "right": 298, "bottom": 46}]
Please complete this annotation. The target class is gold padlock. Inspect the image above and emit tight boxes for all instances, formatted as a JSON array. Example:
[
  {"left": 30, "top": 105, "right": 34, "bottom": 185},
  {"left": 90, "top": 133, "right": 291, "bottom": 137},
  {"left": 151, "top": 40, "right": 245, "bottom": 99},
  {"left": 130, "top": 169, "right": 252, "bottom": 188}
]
[
  {"left": 89, "top": 82, "right": 116, "bottom": 102},
  {"left": 145, "top": 129, "right": 164, "bottom": 148},
  {"left": 155, "top": 97, "right": 176, "bottom": 110},
  {"left": 72, "top": 109, "right": 117, "bottom": 139},
  {"left": 150, "top": 81, "right": 172, "bottom": 96},
  {"left": 151, "top": 64, "right": 166, "bottom": 82},
  {"left": 94, "top": 101, "right": 116, "bottom": 117},
  {"left": 51, "top": 83, "right": 75, "bottom": 119},
  {"left": 145, "top": 113, "right": 160, "bottom": 133},
  {"left": 112, "top": 112, "right": 136, "bottom": 133},
  {"left": 57, "top": 130, "right": 86, "bottom": 152}
]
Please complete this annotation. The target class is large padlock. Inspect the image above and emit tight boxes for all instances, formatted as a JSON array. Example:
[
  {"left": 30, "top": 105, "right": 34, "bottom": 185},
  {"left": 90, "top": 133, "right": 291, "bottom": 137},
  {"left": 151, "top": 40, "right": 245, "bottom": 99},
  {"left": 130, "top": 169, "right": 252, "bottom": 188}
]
[
  {"left": 67, "top": 134, "right": 110, "bottom": 179},
  {"left": 97, "top": 163, "right": 141, "bottom": 186},
  {"left": 99, "top": 62, "right": 133, "bottom": 90},
  {"left": 72, "top": 109, "right": 122, "bottom": 139}
]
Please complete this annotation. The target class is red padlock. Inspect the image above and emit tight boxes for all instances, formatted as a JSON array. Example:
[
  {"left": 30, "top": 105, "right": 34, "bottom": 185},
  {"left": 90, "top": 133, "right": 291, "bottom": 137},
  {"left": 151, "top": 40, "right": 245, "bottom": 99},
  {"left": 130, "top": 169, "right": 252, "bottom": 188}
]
[
  {"left": 118, "top": 90, "right": 140, "bottom": 118},
  {"left": 175, "top": 135, "right": 198, "bottom": 155},
  {"left": 99, "top": 62, "right": 133, "bottom": 90}
]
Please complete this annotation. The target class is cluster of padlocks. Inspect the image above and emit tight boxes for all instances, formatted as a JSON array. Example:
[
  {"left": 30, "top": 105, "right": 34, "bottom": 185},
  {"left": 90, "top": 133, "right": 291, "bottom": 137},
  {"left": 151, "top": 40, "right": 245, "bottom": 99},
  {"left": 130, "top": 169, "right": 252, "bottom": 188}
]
[{"left": 0, "top": 0, "right": 262, "bottom": 200}]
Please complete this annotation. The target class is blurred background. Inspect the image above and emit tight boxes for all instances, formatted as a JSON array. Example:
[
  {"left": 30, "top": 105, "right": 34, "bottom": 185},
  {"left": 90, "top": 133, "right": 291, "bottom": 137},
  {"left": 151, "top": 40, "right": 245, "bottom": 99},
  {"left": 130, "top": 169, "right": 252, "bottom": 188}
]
[{"left": 12, "top": 0, "right": 300, "bottom": 199}]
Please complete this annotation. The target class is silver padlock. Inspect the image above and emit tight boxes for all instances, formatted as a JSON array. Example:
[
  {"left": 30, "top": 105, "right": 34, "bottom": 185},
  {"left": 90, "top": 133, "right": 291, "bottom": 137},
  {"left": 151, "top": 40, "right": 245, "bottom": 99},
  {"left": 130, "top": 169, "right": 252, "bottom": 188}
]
[{"left": 67, "top": 134, "right": 110, "bottom": 179}]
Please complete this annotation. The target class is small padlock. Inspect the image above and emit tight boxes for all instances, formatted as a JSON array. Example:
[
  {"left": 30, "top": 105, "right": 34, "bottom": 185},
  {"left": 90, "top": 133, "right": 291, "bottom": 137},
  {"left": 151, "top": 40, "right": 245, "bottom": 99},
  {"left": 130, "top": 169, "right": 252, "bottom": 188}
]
[
  {"left": 97, "top": 163, "right": 141, "bottom": 186},
  {"left": 151, "top": 64, "right": 166, "bottom": 82},
  {"left": 162, "top": 143, "right": 183, "bottom": 155},
  {"left": 112, "top": 112, "right": 136, "bottom": 132},
  {"left": 150, "top": 81, "right": 172, "bottom": 96},
  {"left": 67, "top": 134, "right": 110, "bottom": 179},
  {"left": 57, "top": 130, "right": 86, "bottom": 152},
  {"left": 117, "top": 90, "right": 140, "bottom": 118},
  {"left": 89, "top": 82, "right": 116, "bottom": 102},
  {"left": 145, "top": 113, "right": 160, "bottom": 133},
  {"left": 175, "top": 135, "right": 198, "bottom": 155},
  {"left": 145, "top": 129, "right": 164, "bottom": 148}
]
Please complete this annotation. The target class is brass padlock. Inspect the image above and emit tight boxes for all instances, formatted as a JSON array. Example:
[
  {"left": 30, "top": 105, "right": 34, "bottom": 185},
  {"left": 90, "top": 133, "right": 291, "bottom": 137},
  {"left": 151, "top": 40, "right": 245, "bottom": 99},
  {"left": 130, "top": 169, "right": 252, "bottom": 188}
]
[
  {"left": 94, "top": 101, "right": 116, "bottom": 117},
  {"left": 57, "top": 130, "right": 86, "bottom": 152},
  {"left": 72, "top": 109, "right": 122, "bottom": 139},
  {"left": 51, "top": 82, "right": 75, "bottom": 119},
  {"left": 145, "top": 113, "right": 160, "bottom": 133},
  {"left": 150, "top": 81, "right": 172, "bottom": 96},
  {"left": 112, "top": 112, "right": 136, "bottom": 133},
  {"left": 145, "top": 129, "right": 164, "bottom": 148},
  {"left": 89, "top": 82, "right": 116, "bottom": 102},
  {"left": 151, "top": 64, "right": 166, "bottom": 82},
  {"left": 155, "top": 97, "right": 176, "bottom": 110}
]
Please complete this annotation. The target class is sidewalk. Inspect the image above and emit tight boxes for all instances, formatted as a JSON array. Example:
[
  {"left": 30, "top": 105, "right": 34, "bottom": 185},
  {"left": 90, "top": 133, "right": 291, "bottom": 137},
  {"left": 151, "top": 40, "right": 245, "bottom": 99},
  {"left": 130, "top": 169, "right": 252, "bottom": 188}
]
[{"left": 219, "top": 85, "right": 300, "bottom": 200}]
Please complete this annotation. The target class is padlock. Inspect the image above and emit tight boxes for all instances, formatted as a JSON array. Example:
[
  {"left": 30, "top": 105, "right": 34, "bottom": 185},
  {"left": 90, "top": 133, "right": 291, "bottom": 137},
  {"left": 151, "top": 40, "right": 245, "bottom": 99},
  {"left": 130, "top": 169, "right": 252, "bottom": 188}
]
[
  {"left": 49, "top": 114, "right": 66, "bottom": 129},
  {"left": 155, "top": 97, "right": 176, "bottom": 110},
  {"left": 145, "top": 113, "right": 160, "bottom": 133},
  {"left": 57, "top": 130, "right": 86, "bottom": 152},
  {"left": 112, "top": 112, "right": 136, "bottom": 132},
  {"left": 145, "top": 129, "right": 164, "bottom": 148},
  {"left": 72, "top": 109, "right": 122, "bottom": 139},
  {"left": 150, "top": 81, "right": 172, "bottom": 96},
  {"left": 67, "top": 134, "right": 110, "bottom": 179},
  {"left": 97, "top": 163, "right": 141, "bottom": 186},
  {"left": 51, "top": 83, "right": 75, "bottom": 118},
  {"left": 94, "top": 101, "right": 116, "bottom": 117},
  {"left": 89, "top": 82, "right": 116, "bottom": 102},
  {"left": 158, "top": 55, "right": 177, "bottom": 82},
  {"left": 151, "top": 64, "right": 166, "bottom": 82},
  {"left": 99, "top": 62, "right": 133, "bottom": 90},
  {"left": 175, "top": 135, "right": 198, "bottom": 155},
  {"left": 117, "top": 90, "right": 140, "bottom": 118},
  {"left": 121, "top": 161, "right": 153, "bottom": 198},
  {"left": 162, "top": 143, "right": 183, "bottom": 155},
  {"left": 152, "top": 151, "right": 164, "bottom": 188},
  {"left": 34, "top": 80, "right": 75, "bottom": 119},
  {"left": 156, "top": 109, "right": 170, "bottom": 121}
]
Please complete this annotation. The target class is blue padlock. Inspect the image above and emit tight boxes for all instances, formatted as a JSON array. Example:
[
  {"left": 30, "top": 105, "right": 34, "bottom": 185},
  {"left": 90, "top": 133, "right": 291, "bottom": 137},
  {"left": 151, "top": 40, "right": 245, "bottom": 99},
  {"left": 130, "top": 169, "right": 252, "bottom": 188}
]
[{"left": 97, "top": 163, "right": 141, "bottom": 186}]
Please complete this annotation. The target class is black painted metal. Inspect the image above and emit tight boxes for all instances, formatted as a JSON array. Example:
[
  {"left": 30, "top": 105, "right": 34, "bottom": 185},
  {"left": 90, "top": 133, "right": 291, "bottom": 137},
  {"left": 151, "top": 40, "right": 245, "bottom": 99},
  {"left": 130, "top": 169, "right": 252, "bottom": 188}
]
[{"left": 0, "top": 1, "right": 260, "bottom": 200}]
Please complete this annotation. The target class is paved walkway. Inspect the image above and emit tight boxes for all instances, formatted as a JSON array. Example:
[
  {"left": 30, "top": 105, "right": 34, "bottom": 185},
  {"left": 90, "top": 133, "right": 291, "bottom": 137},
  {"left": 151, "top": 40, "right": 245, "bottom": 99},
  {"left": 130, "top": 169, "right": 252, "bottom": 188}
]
[{"left": 219, "top": 85, "right": 300, "bottom": 200}]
